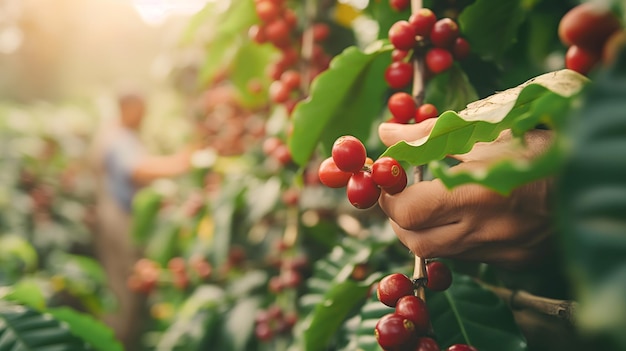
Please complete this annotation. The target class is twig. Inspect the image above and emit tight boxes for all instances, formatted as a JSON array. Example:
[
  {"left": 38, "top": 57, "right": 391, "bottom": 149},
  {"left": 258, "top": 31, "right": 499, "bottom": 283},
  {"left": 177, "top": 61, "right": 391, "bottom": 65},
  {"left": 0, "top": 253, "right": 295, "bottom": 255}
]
[
  {"left": 481, "top": 282, "right": 578, "bottom": 325},
  {"left": 410, "top": 0, "right": 428, "bottom": 300}
]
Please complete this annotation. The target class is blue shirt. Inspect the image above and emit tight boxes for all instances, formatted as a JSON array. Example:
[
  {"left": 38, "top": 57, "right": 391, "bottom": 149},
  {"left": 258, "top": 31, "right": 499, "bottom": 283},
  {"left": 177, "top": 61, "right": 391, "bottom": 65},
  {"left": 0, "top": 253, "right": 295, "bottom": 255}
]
[{"left": 103, "top": 129, "right": 145, "bottom": 213}]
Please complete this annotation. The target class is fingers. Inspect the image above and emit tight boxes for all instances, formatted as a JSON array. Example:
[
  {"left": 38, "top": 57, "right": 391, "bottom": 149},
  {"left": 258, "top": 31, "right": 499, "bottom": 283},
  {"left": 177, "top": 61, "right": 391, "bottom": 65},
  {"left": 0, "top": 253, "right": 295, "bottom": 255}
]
[
  {"left": 378, "top": 179, "right": 462, "bottom": 230},
  {"left": 378, "top": 119, "right": 437, "bottom": 147}
]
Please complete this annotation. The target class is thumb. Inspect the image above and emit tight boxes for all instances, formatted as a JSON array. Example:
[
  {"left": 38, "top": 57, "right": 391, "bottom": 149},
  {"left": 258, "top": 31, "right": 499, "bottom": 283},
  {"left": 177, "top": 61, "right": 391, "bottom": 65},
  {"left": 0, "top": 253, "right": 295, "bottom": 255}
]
[{"left": 378, "top": 119, "right": 437, "bottom": 147}]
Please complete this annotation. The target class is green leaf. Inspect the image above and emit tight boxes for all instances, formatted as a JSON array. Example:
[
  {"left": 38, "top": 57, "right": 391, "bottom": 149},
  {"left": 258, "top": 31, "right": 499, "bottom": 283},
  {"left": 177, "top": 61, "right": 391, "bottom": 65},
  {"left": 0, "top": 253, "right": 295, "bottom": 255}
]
[
  {"left": 144, "top": 222, "right": 180, "bottom": 267},
  {"left": 288, "top": 42, "right": 391, "bottom": 166},
  {"left": 131, "top": 188, "right": 162, "bottom": 245},
  {"left": 382, "top": 70, "right": 588, "bottom": 194},
  {"left": 44, "top": 253, "right": 108, "bottom": 314},
  {"left": 0, "top": 235, "right": 38, "bottom": 272},
  {"left": 557, "top": 53, "right": 626, "bottom": 349},
  {"left": 458, "top": 0, "right": 528, "bottom": 61},
  {"left": 48, "top": 307, "right": 123, "bottom": 351},
  {"left": 427, "top": 274, "right": 527, "bottom": 350},
  {"left": 197, "top": 0, "right": 259, "bottom": 85},
  {"left": 425, "top": 64, "right": 478, "bottom": 113},
  {"left": 221, "top": 297, "right": 262, "bottom": 351},
  {"left": 157, "top": 285, "right": 225, "bottom": 351},
  {"left": 0, "top": 301, "right": 90, "bottom": 351},
  {"left": 302, "top": 280, "right": 372, "bottom": 351},
  {"left": 350, "top": 290, "right": 393, "bottom": 351},
  {"left": 229, "top": 42, "right": 276, "bottom": 108},
  {"left": 297, "top": 236, "right": 388, "bottom": 351},
  {"left": 209, "top": 177, "right": 247, "bottom": 267},
  {"left": 3, "top": 280, "right": 46, "bottom": 310},
  {"left": 428, "top": 89, "right": 572, "bottom": 194}
]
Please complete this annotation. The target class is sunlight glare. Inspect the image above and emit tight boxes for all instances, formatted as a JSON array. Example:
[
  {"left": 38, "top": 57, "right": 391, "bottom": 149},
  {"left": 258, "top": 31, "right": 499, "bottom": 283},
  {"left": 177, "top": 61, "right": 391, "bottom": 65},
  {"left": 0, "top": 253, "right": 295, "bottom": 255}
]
[{"left": 131, "top": 0, "right": 212, "bottom": 25}]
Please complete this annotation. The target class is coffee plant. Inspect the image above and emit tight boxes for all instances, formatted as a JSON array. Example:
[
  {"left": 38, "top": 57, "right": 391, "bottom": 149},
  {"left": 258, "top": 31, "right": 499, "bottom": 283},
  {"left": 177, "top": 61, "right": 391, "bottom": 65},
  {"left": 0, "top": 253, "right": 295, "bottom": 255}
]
[{"left": 2, "top": 0, "right": 626, "bottom": 351}]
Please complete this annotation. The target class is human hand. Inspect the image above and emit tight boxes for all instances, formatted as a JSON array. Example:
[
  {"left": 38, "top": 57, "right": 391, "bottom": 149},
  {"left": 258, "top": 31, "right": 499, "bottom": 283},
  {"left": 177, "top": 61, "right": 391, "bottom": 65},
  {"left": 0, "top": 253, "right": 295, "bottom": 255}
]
[{"left": 377, "top": 121, "right": 554, "bottom": 269}]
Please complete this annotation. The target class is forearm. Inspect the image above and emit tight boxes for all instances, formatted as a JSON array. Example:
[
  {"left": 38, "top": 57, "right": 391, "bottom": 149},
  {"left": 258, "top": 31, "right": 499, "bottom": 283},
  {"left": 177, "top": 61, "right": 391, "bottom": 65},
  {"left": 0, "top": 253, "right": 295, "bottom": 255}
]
[{"left": 131, "top": 151, "right": 191, "bottom": 186}]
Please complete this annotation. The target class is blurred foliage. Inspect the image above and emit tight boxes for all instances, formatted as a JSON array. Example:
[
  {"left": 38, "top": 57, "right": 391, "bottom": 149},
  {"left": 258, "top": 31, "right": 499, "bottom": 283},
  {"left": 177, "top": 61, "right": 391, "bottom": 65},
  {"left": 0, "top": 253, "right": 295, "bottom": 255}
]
[{"left": 1, "top": 0, "right": 626, "bottom": 350}]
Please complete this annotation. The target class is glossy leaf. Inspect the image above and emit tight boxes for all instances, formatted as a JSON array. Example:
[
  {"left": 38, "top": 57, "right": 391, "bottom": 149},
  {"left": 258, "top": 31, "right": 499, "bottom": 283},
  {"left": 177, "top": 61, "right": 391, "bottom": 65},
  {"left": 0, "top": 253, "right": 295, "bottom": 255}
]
[
  {"left": 0, "top": 301, "right": 90, "bottom": 351},
  {"left": 229, "top": 42, "right": 276, "bottom": 108},
  {"left": 131, "top": 188, "right": 162, "bottom": 245},
  {"left": 382, "top": 69, "right": 588, "bottom": 194},
  {"left": 197, "top": 0, "right": 258, "bottom": 85},
  {"left": 458, "top": 0, "right": 528, "bottom": 61},
  {"left": 288, "top": 42, "right": 391, "bottom": 166},
  {"left": 2, "top": 280, "right": 46, "bottom": 310},
  {"left": 221, "top": 297, "right": 262, "bottom": 351},
  {"left": 349, "top": 289, "right": 392, "bottom": 351},
  {"left": 557, "top": 53, "right": 626, "bottom": 349},
  {"left": 48, "top": 307, "right": 124, "bottom": 351},
  {"left": 427, "top": 274, "right": 527, "bottom": 350},
  {"left": 302, "top": 280, "right": 374, "bottom": 351},
  {"left": 297, "top": 235, "right": 392, "bottom": 351},
  {"left": 156, "top": 285, "right": 225, "bottom": 351},
  {"left": 0, "top": 235, "right": 38, "bottom": 272},
  {"left": 425, "top": 64, "right": 478, "bottom": 113}
]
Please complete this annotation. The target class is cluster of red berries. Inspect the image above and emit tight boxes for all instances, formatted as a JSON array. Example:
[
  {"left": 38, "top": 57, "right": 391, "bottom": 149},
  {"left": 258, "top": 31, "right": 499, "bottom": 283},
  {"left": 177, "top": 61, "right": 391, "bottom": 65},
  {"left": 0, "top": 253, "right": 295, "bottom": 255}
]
[
  {"left": 249, "top": 0, "right": 331, "bottom": 115},
  {"left": 127, "top": 256, "right": 213, "bottom": 295},
  {"left": 387, "top": 93, "right": 439, "bottom": 125},
  {"left": 167, "top": 256, "right": 213, "bottom": 291},
  {"left": 254, "top": 304, "right": 298, "bottom": 342},
  {"left": 317, "top": 136, "right": 407, "bottom": 209},
  {"left": 127, "top": 258, "right": 160, "bottom": 294},
  {"left": 559, "top": 3, "right": 624, "bottom": 75},
  {"left": 262, "top": 135, "right": 293, "bottom": 166},
  {"left": 375, "top": 261, "right": 476, "bottom": 350},
  {"left": 268, "top": 254, "right": 308, "bottom": 294},
  {"left": 388, "top": 8, "right": 470, "bottom": 77},
  {"left": 384, "top": 8, "right": 468, "bottom": 124}
]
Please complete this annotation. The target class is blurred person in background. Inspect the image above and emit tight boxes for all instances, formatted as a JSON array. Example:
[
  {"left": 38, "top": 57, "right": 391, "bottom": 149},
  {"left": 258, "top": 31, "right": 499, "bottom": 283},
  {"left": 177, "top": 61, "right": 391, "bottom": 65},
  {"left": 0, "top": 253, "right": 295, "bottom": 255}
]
[{"left": 90, "top": 92, "right": 195, "bottom": 349}]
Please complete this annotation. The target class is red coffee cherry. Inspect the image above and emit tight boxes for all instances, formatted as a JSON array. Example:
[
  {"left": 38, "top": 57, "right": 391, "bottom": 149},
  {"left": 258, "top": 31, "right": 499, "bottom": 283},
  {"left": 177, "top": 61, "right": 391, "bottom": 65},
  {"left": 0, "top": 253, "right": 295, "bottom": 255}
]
[
  {"left": 377, "top": 273, "right": 414, "bottom": 307},
  {"left": 318, "top": 157, "right": 352, "bottom": 188},
  {"left": 311, "top": 23, "right": 330, "bottom": 42},
  {"left": 452, "top": 37, "right": 471, "bottom": 60},
  {"left": 409, "top": 8, "right": 437, "bottom": 37},
  {"left": 389, "top": 20, "right": 417, "bottom": 51},
  {"left": 272, "top": 144, "right": 292, "bottom": 165},
  {"left": 558, "top": 2, "right": 621, "bottom": 52},
  {"left": 280, "top": 70, "right": 301, "bottom": 90},
  {"left": 425, "top": 48, "right": 454, "bottom": 74},
  {"left": 269, "top": 80, "right": 290, "bottom": 103},
  {"left": 388, "top": 92, "right": 417, "bottom": 123},
  {"left": 415, "top": 103, "right": 439, "bottom": 123},
  {"left": 392, "top": 49, "right": 410, "bottom": 62},
  {"left": 255, "top": 0, "right": 281, "bottom": 23},
  {"left": 426, "top": 261, "right": 453, "bottom": 292},
  {"left": 331, "top": 136, "right": 367, "bottom": 173},
  {"left": 389, "top": 0, "right": 410, "bottom": 12},
  {"left": 346, "top": 171, "right": 381, "bottom": 209},
  {"left": 430, "top": 18, "right": 460, "bottom": 49},
  {"left": 383, "top": 166, "right": 407, "bottom": 195},
  {"left": 249, "top": 24, "right": 267, "bottom": 44},
  {"left": 385, "top": 61, "right": 413, "bottom": 90},
  {"left": 447, "top": 344, "right": 479, "bottom": 351},
  {"left": 375, "top": 313, "right": 416, "bottom": 350},
  {"left": 265, "top": 19, "right": 291, "bottom": 46},
  {"left": 565, "top": 45, "right": 599, "bottom": 75},
  {"left": 415, "top": 337, "right": 440, "bottom": 351},
  {"left": 255, "top": 322, "right": 274, "bottom": 342},
  {"left": 395, "top": 295, "right": 430, "bottom": 335},
  {"left": 372, "top": 157, "right": 404, "bottom": 188}
]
